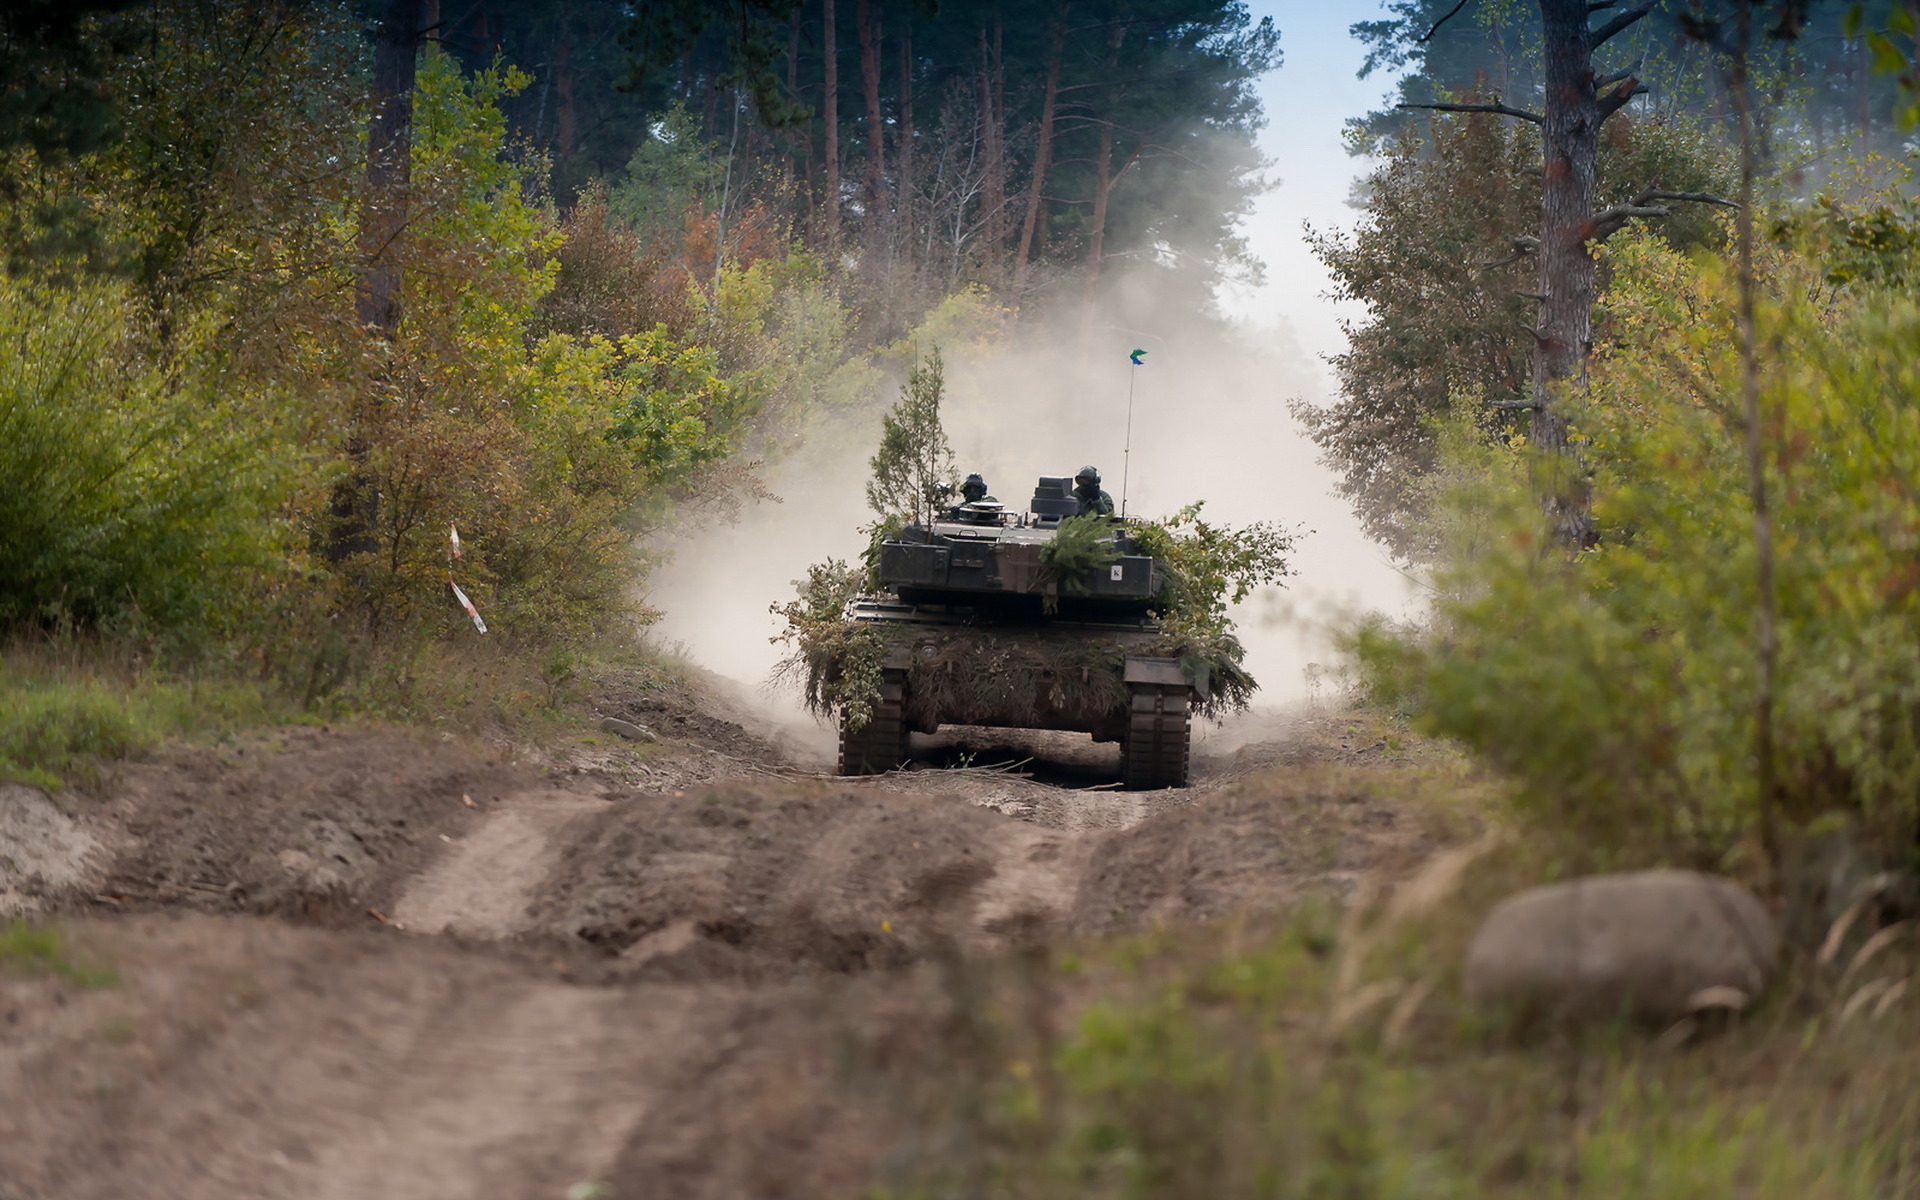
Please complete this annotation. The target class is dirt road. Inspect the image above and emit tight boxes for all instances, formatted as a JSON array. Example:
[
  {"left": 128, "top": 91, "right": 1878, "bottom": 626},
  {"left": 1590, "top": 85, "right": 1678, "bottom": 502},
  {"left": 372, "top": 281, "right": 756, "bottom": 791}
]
[{"left": 0, "top": 681, "right": 1429, "bottom": 1199}]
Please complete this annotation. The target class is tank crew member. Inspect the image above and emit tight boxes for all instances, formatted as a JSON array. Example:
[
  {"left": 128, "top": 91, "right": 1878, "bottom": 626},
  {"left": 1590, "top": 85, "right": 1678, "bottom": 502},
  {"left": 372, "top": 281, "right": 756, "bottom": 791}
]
[
  {"left": 949, "top": 472, "right": 999, "bottom": 520},
  {"left": 1073, "top": 466, "right": 1114, "bottom": 516}
]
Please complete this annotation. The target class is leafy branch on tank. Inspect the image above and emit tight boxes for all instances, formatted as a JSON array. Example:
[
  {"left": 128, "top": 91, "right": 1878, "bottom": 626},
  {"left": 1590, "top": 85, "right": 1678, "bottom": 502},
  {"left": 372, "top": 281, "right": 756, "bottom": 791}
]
[
  {"left": 768, "top": 558, "right": 885, "bottom": 731},
  {"left": 773, "top": 507, "right": 1302, "bottom": 728},
  {"left": 1035, "top": 513, "right": 1124, "bottom": 612}
]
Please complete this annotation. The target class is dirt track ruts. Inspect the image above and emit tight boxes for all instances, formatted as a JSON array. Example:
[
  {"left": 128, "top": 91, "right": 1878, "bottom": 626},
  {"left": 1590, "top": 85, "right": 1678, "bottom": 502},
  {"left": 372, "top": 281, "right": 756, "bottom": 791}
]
[{"left": 0, "top": 701, "right": 1427, "bottom": 1199}]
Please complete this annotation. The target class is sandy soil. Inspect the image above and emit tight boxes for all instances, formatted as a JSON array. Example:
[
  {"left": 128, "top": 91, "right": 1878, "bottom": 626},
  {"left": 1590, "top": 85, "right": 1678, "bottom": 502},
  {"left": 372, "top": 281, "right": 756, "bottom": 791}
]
[{"left": 0, "top": 680, "right": 1435, "bottom": 1200}]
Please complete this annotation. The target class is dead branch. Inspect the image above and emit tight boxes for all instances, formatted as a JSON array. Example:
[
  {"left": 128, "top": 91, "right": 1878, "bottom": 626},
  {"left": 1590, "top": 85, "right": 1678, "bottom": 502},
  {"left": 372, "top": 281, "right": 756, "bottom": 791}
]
[
  {"left": 1597, "top": 55, "right": 1645, "bottom": 87},
  {"left": 1591, "top": 4, "right": 1653, "bottom": 47},
  {"left": 1397, "top": 99, "right": 1544, "bottom": 124},
  {"left": 1597, "top": 77, "right": 1650, "bottom": 119},
  {"left": 1418, "top": 0, "right": 1475, "bottom": 43},
  {"left": 1589, "top": 187, "right": 1740, "bottom": 241}
]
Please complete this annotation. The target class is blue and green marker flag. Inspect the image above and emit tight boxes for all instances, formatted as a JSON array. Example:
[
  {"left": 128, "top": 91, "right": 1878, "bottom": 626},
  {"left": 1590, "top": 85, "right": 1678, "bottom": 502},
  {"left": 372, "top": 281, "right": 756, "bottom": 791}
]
[{"left": 1128, "top": 348, "right": 1147, "bottom": 365}]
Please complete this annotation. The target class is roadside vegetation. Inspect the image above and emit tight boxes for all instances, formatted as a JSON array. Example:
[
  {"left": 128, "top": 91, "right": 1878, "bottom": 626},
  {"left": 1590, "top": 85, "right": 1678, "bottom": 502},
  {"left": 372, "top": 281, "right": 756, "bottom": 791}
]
[
  {"left": 10, "top": 1, "right": 1920, "bottom": 1194},
  {"left": 853, "top": 712, "right": 1920, "bottom": 1198},
  {"left": 0, "top": 0, "right": 1274, "bottom": 783},
  {"left": 853, "top": 3, "right": 1920, "bottom": 1193}
]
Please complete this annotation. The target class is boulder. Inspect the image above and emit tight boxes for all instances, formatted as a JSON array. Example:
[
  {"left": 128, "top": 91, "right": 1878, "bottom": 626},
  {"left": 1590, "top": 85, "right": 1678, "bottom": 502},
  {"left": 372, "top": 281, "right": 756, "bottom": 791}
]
[
  {"left": 1464, "top": 869, "right": 1778, "bottom": 1022},
  {"left": 600, "top": 717, "right": 657, "bottom": 743}
]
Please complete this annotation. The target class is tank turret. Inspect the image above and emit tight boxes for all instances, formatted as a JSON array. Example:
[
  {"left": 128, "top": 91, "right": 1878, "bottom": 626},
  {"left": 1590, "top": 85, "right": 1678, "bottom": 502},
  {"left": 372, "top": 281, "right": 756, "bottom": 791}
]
[{"left": 874, "top": 474, "right": 1162, "bottom": 614}]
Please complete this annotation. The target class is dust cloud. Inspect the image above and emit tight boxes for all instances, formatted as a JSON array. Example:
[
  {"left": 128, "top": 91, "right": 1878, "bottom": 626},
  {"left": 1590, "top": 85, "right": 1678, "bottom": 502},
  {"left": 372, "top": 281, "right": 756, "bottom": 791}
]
[{"left": 642, "top": 277, "right": 1420, "bottom": 734}]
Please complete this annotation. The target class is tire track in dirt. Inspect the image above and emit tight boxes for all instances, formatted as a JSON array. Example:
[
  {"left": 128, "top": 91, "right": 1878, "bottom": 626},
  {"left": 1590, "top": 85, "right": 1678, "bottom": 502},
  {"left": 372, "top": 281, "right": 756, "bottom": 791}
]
[
  {"left": 393, "top": 787, "right": 612, "bottom": 937},
  {"left": 0, "top": 916, "right": 723, "bottom": 1200},
  {"left": 286, "top": 981, "right": 706, "bottom": 1200}
]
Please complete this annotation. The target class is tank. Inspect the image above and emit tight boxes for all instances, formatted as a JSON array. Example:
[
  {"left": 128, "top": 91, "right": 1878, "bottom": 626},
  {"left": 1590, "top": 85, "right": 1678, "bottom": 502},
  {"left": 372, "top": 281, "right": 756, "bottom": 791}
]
[{"left": 835, "top": 475, "right": 1207, "bottom": 789}]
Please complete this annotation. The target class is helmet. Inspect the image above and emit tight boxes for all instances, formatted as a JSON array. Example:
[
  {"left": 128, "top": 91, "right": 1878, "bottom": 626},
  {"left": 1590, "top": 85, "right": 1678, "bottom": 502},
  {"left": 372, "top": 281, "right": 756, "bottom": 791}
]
[
  {"left": 1075, "top": 465, "right": 1100, "bottom": 484},
  {"left": 961, "top": 473, "right": 987, "bottom": 500}
]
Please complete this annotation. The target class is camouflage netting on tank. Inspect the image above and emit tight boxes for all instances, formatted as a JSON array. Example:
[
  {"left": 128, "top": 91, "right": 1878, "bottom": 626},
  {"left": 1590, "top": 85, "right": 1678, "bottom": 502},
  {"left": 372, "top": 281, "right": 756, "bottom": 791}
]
[
  {"left": 782, "top": 622, "right": 1255, "bottom": 729},
  {"left": 900, "top": 630, "right": 1131, "bottom": 729}
]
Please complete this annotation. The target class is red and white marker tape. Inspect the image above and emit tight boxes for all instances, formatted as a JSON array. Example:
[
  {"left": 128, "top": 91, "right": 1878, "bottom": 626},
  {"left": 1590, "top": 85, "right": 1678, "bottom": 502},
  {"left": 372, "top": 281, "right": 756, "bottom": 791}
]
[{"left": 447, "top": 522, "right": 487, "bottom": 633}]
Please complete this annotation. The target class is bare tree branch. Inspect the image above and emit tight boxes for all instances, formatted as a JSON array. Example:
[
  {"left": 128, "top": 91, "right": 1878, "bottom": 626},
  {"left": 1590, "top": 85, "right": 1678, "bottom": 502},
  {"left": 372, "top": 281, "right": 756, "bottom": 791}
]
[
  {"left": 1588, "top": 188, "right": 1740, "bottom": 241},
  {"left": 1597, "top": 55, "right": 1644, "bottom": 87},
  {"left": 1634, "top": 188, "right": 1741, "bottom": 207},
  {"left": 1418, "top": 0, "right": 1475, "bottom": 43},
  {"left": 1589, "top": 1, "right": 1619, "bottom": 11},
  {"left": 1396, "top": 100, "right": 1544, "bottom": 124},
  {"left": 1591, "top": 4, "right": 1653, "bottom": 48},
  {"left": 1597, "top": 77, "right": 1649, "bottom": 119}
]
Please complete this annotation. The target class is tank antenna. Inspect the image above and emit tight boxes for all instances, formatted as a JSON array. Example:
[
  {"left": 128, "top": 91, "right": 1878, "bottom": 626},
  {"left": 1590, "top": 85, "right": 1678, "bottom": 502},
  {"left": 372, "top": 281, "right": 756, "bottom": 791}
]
[{"left": 1122, "top": 348, "right": 1146, "bottom": 518}]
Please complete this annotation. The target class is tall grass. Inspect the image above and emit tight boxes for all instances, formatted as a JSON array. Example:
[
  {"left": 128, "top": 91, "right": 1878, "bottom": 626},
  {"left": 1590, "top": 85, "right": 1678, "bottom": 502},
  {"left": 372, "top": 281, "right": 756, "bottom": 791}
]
[{"left": 865, "top": 846, "right": 1920, "bottom": 1199}]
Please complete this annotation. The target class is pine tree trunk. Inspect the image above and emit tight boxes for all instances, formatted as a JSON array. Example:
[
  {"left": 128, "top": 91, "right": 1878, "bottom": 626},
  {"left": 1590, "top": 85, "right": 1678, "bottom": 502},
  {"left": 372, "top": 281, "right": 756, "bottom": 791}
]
[
  {"left": 1531, "top": 0, "right": 1599, "bottom": 546},
  {"left": 333, "top": 0, "right": 422, "bottom": 564},
  {"left": 788, "top": 8, "right": 803, "bottom": 203},
  {"left": 1084, "top": 118, "right": 1113, "bottom": 301},
  {"left": 897, "top": 21, "right": 914, "bottom": 269},
  {"left": 1014, "top": 2, "right": 1067, "bottom": 297},
  {"left": 978, "top": 22, "right": 1005, "bottom": 281},
  {"left": 856, "top": 0, "right": 885, "bottom": 227},
  {"left": 823, "top": 0, "right": 840, "bottom": 247},
  {"left": 554, "top": 4, "right": 576, "bottom": 158},
  {"left": 355, "top": 0, "right": 420, "bottom": 339},
  {"left": 1082, "top": 20, "right": 1126, "bottom": 303}
]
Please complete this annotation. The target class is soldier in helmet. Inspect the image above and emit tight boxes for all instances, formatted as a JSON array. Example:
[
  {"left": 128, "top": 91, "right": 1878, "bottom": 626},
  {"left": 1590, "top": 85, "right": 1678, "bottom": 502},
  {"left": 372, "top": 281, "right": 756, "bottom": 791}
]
[
  {"left": 948, "top": 472, "right": 997, "bottom": 520},
  {"left": 1072, "top": 466, "right": 1115, "bottom": 517}
]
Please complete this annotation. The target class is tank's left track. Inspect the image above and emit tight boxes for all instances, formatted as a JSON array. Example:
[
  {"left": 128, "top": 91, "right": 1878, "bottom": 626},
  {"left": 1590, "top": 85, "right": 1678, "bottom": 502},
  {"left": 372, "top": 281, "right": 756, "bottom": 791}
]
[
  {"left": 836, "top": 668, "right": 910, "bottom": 775},
  {"left": 1120, "top": 680, "right": 1192, "bottom": 790}
]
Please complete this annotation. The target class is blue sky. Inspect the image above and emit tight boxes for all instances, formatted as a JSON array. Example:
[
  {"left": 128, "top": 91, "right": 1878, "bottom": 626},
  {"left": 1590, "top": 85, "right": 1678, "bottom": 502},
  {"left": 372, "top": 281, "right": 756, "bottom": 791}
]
[{"left": 1220, "top": 2, "right": 1406, "bottom": 357}]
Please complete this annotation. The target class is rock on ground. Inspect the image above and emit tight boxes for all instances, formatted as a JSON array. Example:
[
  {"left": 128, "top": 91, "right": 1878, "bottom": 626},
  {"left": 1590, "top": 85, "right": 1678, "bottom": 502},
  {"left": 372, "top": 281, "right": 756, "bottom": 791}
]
[{"left": 1464, "top": 868, "right": 1779, "bottom": 1022}]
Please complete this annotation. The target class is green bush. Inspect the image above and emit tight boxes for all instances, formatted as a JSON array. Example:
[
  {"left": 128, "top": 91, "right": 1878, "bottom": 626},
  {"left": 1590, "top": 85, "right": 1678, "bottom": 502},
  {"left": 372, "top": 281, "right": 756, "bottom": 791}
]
[
  {"left": 1351, "top": 201, "right": 1920, "bottom": 864},
  {"left": 0, "top": 281, "right": 284, "bottom": 629}
]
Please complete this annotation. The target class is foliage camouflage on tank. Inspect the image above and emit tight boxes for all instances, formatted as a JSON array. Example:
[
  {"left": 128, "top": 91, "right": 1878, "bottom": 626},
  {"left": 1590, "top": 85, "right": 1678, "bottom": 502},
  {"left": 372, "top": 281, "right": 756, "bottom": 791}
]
[{"left": 774, "top": 473, "right": 1295, "bottom": 790}]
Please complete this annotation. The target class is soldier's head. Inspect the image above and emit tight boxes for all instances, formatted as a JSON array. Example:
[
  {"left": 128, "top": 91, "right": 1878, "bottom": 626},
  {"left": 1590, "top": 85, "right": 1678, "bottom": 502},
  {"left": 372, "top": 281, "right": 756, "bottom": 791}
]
[
  {"left": 1075, "top": 466, "right": 1101, "bottom": 490},
  {"left": 961, "top": 473, "right": 987, "bottom": 502}
]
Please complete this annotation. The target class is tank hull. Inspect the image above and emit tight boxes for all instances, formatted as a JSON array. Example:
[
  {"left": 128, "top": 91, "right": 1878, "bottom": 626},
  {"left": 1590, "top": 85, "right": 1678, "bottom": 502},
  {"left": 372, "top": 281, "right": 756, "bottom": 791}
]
[{"left": 835, "top": 598, "right": 1205, "bottom": 788}]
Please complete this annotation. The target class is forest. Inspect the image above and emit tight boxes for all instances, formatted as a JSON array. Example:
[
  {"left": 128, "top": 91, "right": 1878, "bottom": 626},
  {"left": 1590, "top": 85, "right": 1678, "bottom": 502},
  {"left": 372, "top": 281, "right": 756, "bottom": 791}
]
[
  {"left": 0, "top": 0, "right": 1276, "bottom": 709},
  {"left": 7, "top": 0, "right": 1920, "bottom": 1196}
]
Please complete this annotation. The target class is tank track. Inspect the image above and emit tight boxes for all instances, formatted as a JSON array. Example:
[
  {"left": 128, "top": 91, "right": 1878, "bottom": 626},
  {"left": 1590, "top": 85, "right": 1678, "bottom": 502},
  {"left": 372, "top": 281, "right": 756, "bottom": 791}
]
[
  {"left": 836, "top": 668, "right": 910, "bottom": 775},
  {"left": 1120, "top": 681, "right": 1191, "bottom": 790}
]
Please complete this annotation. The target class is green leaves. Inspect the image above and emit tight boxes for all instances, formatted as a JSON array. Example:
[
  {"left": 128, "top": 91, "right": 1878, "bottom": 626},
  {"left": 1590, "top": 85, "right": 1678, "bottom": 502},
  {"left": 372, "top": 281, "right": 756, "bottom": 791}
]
[
  {"left": 1355, "top": 206, "right": 1920, "bottom": 862},
  {"left": 865, "top": 348, "right": 955, "bottom": 529},
  {"left": 1849, "top": 2, "right": 1920, "bottom": 129},
  {"left": 605, "top": 327, "right": 747, "bottom": 490},
  {"left": 0, "top": 280, "right": 289, "bottom": 629}
]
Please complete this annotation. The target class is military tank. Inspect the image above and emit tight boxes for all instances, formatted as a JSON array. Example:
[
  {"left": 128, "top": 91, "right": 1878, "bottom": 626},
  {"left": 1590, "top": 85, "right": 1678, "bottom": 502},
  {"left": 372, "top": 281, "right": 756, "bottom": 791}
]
[{"left": 835, "top": 474, "right": 1207, "bottom": 789}]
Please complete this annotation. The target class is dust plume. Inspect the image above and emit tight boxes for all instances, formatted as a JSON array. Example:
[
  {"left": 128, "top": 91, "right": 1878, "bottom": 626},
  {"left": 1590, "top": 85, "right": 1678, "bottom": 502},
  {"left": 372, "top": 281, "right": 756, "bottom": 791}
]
[{"left": 643, "top": 277, "right": 1419, "bottom": 731}]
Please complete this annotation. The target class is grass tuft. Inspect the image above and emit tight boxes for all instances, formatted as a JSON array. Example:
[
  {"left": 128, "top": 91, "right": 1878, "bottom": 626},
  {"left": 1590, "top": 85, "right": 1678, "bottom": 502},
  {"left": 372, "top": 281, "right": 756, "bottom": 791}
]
[{"left": 0, "top": 921, "right": 118, "bottom": 987}]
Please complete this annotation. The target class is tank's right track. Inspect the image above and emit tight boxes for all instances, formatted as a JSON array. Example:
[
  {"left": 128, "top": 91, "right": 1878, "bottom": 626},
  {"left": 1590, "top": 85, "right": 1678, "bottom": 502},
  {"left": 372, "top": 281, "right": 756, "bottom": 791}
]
[
  {"left": 1120, "top": 681, "right": 1191, "bottom": 790},
  {"left": 836, "top": 668, "right": 910, "bottom": 775}
]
